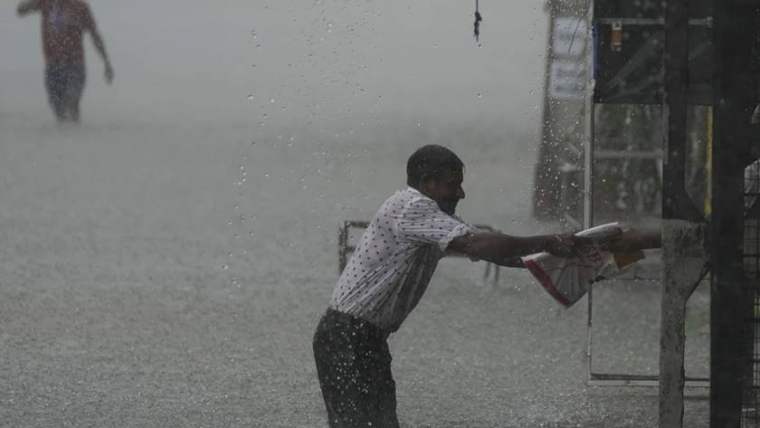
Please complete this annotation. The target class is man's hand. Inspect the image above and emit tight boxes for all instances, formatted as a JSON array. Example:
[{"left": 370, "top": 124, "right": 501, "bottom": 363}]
[{"left": 104, "top": 63, "right": 114, "bottom": 84}]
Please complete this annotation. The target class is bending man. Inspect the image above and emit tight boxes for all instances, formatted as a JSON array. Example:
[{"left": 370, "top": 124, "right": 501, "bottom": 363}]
[{"left": 313, "top": 144, "right": 586, "bottom": 428}]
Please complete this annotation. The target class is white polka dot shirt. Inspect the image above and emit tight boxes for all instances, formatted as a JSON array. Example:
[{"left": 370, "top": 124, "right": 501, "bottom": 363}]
[{"left": 329, "top": 187, "right": 480, "bottom": 333}]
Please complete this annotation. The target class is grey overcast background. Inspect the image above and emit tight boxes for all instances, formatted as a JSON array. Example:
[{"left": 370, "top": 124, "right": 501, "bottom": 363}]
[
  {"left": 1, "top": 0, "right": 548, "bottom": 133},
  {"left": 0, "top": 1, "right": 709, "bottom": 427}
]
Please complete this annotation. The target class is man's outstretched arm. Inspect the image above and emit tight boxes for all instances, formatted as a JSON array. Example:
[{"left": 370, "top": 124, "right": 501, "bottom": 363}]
[
  {"left": 448, "top": 232, "right": 583, "bottom": 266},
  {"left": 17, "top": 0, "right": 42, "bottom": 16}
]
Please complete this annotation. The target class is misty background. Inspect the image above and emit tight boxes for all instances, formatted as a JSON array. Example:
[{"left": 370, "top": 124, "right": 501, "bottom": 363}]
[
  {"left": 1, "top": 0, "right": 548, "bottom": 134},
  {"left": 0, "top": 1, "right": 708, "bottom": 427}
]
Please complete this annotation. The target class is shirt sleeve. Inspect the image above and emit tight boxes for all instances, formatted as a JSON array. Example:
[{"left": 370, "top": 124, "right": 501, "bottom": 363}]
[
  {"left": 79, "top": 3, "right": 95, "bottom": 31},
  {"left": 31, "top": 0, "right": 51, "bottom": 12},
  {"left": 394, "top": 197, "right": 473, "bottom": 252}
]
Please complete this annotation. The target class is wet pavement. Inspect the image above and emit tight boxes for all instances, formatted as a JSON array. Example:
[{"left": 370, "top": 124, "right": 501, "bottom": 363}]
[{"left": 0, "top": 121, "right": 709, "bottom": 428}]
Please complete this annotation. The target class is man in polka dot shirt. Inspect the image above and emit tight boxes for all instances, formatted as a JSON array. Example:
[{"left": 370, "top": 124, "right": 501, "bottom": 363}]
[{"left": 313, "top": 144, "right": 584, "bottom": 428}]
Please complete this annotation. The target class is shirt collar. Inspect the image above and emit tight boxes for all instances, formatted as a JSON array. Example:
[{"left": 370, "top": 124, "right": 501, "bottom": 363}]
[
  {"left": 406, "top": 186, "right": 435, "bottom": 201},
  {"left": 406, "top": 186, "right": 464, "bottom": 222}
]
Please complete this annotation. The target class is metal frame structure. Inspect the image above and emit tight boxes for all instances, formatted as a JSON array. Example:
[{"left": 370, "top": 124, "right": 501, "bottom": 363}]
[
  {"left": 581, "top": 0, "right": 714, "bottom": 398},
  {"left": 578, "top": 1, "right": 760, "bottom": 426},
  {"left": 552, "top": 7, "right": 718, "bottom": 408},
  {"left": 532, "top": 0, "right": 760, "bottom": 424},
  {"left": 584, "top": 279, "right": 709, "bottom": 388},
  {"left": 711, "top": 2, "right": 760, "bottom": 426}
]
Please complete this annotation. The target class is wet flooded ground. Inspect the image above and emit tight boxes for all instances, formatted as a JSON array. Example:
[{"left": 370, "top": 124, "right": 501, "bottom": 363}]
[{"left": 0, "top": 119, "right": 710, "bottom": 428}]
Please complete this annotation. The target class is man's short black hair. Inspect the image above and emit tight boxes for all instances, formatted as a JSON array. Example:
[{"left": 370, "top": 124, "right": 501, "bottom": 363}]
[{"left": 406, "top": 144, "right": 464, "bottom": 187}]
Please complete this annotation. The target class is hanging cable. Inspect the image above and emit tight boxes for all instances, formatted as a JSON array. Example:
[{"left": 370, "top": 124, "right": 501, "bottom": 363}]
[{"left": 474, "top": 0, "right": 483, "bottom": 42}]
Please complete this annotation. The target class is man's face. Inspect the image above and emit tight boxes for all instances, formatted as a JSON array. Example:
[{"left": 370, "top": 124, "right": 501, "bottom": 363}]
[{"left": 423, "top": 169, "right": 465, "bottom": 215}]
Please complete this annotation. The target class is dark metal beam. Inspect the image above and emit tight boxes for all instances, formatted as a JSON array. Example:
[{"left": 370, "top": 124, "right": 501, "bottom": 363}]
[
  {"left": 663, "top": 0, "right": 703, "bottom": 223},
  {"left": 710, "top": 0, "right": 756, "bottom": 425}
]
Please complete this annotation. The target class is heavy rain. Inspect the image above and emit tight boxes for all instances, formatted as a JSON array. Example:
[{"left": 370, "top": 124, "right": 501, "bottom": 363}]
[{"left": 0, "top": 1, "right": 718, "bottom": 427}]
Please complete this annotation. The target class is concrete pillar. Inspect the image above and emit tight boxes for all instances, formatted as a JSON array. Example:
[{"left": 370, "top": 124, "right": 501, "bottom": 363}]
[{"left": 659, "top": 220, "right": 708, "bottom": 427}]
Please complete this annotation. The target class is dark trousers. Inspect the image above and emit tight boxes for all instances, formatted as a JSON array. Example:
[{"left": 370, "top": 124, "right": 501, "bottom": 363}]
[
  {"left": 313, "top": 309, "right": 400, "bottom": 428},
  {"left": 45, "top": 63, "right": 86, "bottom": 122}
]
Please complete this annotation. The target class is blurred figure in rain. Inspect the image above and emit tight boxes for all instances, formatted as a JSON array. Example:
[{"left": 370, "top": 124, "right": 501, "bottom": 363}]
[
  {"left": 312, "top": 144, "right": 586, "bottom": 428},
  {"left": 17, "top": 0, "right": 114, "bottom": 123}
]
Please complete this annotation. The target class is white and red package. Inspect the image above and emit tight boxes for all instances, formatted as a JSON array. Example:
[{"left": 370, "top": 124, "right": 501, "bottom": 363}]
[{"left": 521, "top": 223, "right": 645, "bottom": 308}]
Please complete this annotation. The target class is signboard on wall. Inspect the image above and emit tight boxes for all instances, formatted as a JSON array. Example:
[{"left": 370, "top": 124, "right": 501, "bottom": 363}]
[
  {"left": 549, "top": 61, "right": 586, "bottom": 100},
  {"left": 553, "top": 17, "right": 587, "bottom": 57}
]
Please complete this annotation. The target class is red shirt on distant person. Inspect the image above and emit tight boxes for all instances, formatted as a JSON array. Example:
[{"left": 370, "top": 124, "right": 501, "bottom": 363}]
[{"left": 36, "top": 0, "right": 96, "bottom": 65}]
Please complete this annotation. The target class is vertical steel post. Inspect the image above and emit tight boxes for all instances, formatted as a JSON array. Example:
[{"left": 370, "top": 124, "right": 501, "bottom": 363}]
[
  {"left": 711, "top": 0, "right": 754, "bottom": 425},
  {"left": 583, "top": 1, "right": 596, "bottom": 385}
]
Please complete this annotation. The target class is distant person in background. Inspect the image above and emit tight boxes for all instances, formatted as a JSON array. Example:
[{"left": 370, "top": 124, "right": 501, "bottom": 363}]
[{"left": 17, "top": 0, "right": 114, "bottom": 123}]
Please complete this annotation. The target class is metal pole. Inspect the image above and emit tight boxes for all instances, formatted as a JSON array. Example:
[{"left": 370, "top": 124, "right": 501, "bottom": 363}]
[
  {"left": 582, "top": 5, "right": 594, "bottom": 231},
  {"left": 710, "top": 0, "right": 755, "bottom": 424},
  {"left": 583, "top": 0, "right": 595, "bottom": 385}
]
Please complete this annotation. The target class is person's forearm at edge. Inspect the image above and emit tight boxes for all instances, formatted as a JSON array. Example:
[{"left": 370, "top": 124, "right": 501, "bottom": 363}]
[
  {"left": 492, "top": 228, "right": 664, "bottom": 267},
  {"left": 17, "top": 0, "right": 41, "bottom": 16},
  {"left": 636, "top": 229, "right": 662, "bottom": 250},
  {"left": 613, "top": 228, "right": 662, "bottom": 252}
]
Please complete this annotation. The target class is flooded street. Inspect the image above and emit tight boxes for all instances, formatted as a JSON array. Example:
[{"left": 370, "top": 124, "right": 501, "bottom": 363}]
[{"left": 0, "top": 118, "right": 711, "bottom": 428}]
